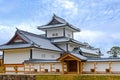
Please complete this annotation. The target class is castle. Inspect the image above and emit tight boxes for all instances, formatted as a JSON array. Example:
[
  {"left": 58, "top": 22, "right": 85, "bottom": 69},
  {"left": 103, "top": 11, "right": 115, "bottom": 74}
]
[{"left": 0, "top": 15, "right": 120, "bottom": 74}]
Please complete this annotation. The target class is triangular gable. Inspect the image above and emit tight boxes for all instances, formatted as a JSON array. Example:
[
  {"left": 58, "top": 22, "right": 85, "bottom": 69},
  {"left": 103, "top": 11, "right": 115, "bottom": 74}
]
[
  {"left": 7, "top": 32, "right": 27, "bottom": 45},
  {"left": 57, "top": 53, "right": 82, "bottom": 61},
  {"left": 47, "top": 14, "right": 66, "bottom": 25},
  {"left": 47, "top": 18, "right": 63, "bottom": 25}
]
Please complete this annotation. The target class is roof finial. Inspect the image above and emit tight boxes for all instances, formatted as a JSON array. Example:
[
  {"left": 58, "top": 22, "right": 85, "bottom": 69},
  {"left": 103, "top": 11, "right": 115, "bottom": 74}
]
[
  {"left": 53, "top": 13, "right": 56, "bottom": 17},
  {"left": 16, "top": 27, "right": 20, "bottom": 31},
  {"left": 16, "top": 27, "right": 18, "bottom": 30}
]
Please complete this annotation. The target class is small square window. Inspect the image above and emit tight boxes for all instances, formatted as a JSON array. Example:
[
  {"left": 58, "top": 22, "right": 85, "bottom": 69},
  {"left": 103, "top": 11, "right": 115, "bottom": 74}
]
[
  {"left": 52, "top": 34, "right": 55, "bottom": 36},
  {"left": 55, "top": 33, "right": 58, "bottom": 36},
  {"left": 52, "top": 33, "right": 58, "bottom": 36}
]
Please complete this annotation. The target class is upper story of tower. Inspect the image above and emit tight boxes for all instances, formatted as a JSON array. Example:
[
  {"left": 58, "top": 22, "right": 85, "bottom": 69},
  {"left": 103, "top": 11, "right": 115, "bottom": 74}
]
[{"left": 37, "top": 14, "right": 80, "bottom": 39}]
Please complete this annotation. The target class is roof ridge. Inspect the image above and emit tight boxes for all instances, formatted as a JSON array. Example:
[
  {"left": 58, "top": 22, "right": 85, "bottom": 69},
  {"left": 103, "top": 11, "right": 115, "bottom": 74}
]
[
  {"left": 53, "top": 14, "right": 67, "bottom": 24},
  {"left": 17, "top": 29, "right": 49, "bottom": 40}
]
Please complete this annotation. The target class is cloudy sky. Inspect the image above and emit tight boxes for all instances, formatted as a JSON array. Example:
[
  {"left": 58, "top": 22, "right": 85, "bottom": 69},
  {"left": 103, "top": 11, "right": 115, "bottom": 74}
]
[{"left": 0, "top": 0, "right": 120, "bottom": 57}]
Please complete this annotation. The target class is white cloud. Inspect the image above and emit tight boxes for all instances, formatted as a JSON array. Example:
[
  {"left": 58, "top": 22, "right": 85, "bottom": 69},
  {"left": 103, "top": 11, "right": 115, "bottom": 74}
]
[
  {"left": 74, "top": 30, "right": 105, "bottom": 43},
  {"left": 74, "top": 29, "right": 120, "bottom": 57},
  {"left": 111, "top": 33, "right": 120, "bottom": 39},
  {"left": 59, "top": 0, "right": 76, "bottom": 9},
  {"left": 15, "top": 22, "right": 44, "bottom": 34},
  {"left": 0, "top": 25, "right": 15, "bottom": 44},
  {"left": 0, "top": 23, "right": 44, "bottom": 44},
  {"left": 53, "top": 0, "right": 78, "bottom": 16}
]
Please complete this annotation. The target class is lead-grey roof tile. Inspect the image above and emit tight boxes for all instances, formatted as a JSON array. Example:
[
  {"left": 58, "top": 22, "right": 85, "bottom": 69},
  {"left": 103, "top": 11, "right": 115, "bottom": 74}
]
[
  {"left": 17, "top": 30, "right": 62, "bottom": 51},
  {"left": 70, "top": 53, "right": 87, "bottom": 60},
  {"left": 80, "top": 47, "right": 99, "bottom": 55},
  {"left": 87, "top": 57, "right": 120, "bottom": 62},
  {"left": 0, "top": 43, "right": 32, "bottom": 50},
  {"left": 0, "top": 29, "right": 62, "bottom": 51}
]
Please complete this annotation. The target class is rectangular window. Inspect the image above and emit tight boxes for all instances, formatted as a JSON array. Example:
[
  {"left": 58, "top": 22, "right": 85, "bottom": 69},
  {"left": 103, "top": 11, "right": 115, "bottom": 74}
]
[{"left": 52, "top": 33, "right": 58, "bottom": 37}]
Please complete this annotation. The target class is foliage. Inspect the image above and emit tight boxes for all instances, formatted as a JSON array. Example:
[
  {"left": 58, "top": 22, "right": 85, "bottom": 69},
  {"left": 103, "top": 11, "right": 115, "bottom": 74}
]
[{"left": 107, "top": 46, "right": 120, "bottom": 57}]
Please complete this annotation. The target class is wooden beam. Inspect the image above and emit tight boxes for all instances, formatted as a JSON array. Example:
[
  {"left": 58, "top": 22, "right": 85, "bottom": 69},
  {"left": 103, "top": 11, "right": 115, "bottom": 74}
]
[
  {"left": 14, "top": 66, "right": 17, "bottom": 73},
  {"left": 66, "top": 61, "right": 68, "bottom": 73},
  {"left": 24, "top": 65, "right": 25, "bottom": 74},
  {"left": 39, "top": 64, "right": 41, "bottom": 72},
  {"left": 62, "top": 61, "right": 64, "bottom": 74},
  {"left": 4, "top": 66, "right": 6, "bottom": 73},
  {"left": 50, "top": 63, "right": 52, "bottom": 72},
  {"left": 77, "top": 61, "right": 80, "bottom": 74},
  {"left": 29, "top": 63, "right": 31, "bottom": 74},
  {"left": 80, "top": 62, "right": 83, "bottom": 74},
  {"left": 58, "top": 54, "right": 81, "bottom": 61},
  {"left": 109, "top": 62, "right": 112, "bottom": 74},
  {"left": 94, "top": 62, "right": 96, "bottom": 74}
]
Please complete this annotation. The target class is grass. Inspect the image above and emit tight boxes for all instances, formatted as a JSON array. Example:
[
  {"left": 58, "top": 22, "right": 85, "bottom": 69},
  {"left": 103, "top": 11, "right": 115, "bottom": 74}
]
[{"left": 36, "top": 75, "right": 120, "bottom": 80}]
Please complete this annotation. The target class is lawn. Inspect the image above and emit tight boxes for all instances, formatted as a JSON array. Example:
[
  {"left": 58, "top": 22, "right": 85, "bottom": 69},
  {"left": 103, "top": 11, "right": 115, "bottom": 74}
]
[{"left": 36, "top": 75, "right": 120, "bottom": 80}]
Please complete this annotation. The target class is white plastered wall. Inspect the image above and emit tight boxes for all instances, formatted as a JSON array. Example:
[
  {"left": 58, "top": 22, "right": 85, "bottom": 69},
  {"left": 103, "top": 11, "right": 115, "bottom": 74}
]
[
  {"left": 47, "top": 28, "right": 64, "bottom": 38},
  {"left": 111, "top": 62, "right": 120, "bottom": 72},
  {"left": 65, "top": 29, "right": 73, "bottom": 38},
  {"left": 68, "top": 43, "right": 78, "bottom": 52},
  {"left": 96, "top": 62, "right": 109, "bottom": 72},
  {"left": 57, "top": 43, "right": 67, "bottom": 51},
  {"left": 4, "top": 49, "right": 30, "bottom": 64},
  {"left": 83, "top": 62, "right": 94, "bottom": 72},
  {"left": 32, "top": 48, "right": 60, "bottom": 59},
  {"left": 54, "top": 63, "right": 62, "bottom": 72}
]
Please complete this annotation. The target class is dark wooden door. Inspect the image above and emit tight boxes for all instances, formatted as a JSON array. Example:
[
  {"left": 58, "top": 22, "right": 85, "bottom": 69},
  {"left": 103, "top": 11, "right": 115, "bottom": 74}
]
[{"left": 68, "top": 61, "right": 77, "bottom": 72}]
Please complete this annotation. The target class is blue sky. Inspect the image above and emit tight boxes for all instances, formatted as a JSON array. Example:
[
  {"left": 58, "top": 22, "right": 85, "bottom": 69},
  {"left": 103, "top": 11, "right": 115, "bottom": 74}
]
[{"left": 0, "top": 0, "right": 120, "bottom": 57}]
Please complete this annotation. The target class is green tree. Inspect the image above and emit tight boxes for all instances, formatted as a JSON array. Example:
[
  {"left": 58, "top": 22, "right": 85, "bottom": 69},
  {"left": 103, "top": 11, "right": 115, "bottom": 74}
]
[{"left": 107, "top": 46, "right": 120, "bottom": 57}]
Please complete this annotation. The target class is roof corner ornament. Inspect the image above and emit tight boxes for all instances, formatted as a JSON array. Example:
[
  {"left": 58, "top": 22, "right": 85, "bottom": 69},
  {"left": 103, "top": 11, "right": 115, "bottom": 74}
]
[{"left": 53, "top": 13, "right": 56, "bottom": 17}]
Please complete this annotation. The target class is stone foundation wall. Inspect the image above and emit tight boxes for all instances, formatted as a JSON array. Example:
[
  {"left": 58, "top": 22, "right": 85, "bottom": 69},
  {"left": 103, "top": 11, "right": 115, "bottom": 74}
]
[{"left": 0, "top": 75, "right": 35, "bottom": 80}]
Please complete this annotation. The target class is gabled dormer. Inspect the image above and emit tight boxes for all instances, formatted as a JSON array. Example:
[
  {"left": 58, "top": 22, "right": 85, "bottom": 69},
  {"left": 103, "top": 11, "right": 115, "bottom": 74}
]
[
  {"left": 7, "top": 31, "right": 27, "bottom": 45},
  {"left": 37, "top": 14, "right": 80, "bottom": 39}
]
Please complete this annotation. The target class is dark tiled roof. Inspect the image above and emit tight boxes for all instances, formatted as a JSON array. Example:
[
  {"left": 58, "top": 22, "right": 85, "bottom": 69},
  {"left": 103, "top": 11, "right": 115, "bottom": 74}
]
[
  {"left": 51, "top": 37, "right": 85, "bottom": 46},
  {"left": 24, "top": 59, "right": 59, "bottom": 63},
  {"left": 70, "top": 53, "right": 87, "bottom": 60},
  {"left": 0, "top": 29, "right": 62, "bottom": 51},
  {"left": 87, "top": 57, "right": 120, "bottom": 62},
  {"left": 37, "top": 15, "right": 80, "bottom": 32},
  {"left": 0, "top": 43, "right": 32, "bottom": 50}
]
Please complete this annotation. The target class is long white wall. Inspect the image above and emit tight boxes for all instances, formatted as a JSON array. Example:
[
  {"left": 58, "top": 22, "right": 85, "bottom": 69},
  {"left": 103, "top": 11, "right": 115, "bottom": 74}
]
[
  {"left": 32, "top": 48, "right": 60, "bottom": 59},
  {"left": 4, "top": 49, "right": 30, "bottom": 64},
  {"left": 83, "top": 62, "right": 120, "bottom": 73},
  {"left": 83, "top": 62, "right": 94, "bottom": 72},
  {"left": 111, "top": 62, "right": 120, "bottom": 72},
  {"left": 25, "top": 62, "right": 62, "bottom": 72},
  {"left": 96, "top": 62, "right": 109, "bottom": 72}
]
